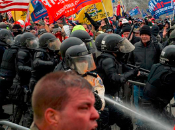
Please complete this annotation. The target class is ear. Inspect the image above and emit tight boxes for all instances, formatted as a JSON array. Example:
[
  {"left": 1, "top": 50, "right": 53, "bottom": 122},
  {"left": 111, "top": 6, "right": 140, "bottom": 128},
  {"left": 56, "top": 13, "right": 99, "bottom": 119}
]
[{"left": 45, "top": 108, "right": 60, "bottom": 126}]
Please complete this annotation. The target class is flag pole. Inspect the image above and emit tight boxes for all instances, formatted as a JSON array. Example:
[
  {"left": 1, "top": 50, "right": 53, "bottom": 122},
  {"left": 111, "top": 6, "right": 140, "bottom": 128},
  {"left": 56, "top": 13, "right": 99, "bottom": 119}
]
[
  {"left": 14, "top": 10, "right": 16, "bottom": 22},
  {"left": 101, "top": 0, "right": 110, "bottom": 24},
  {"left": 24, "top": 0, "right": 31, "bottom": 30}
]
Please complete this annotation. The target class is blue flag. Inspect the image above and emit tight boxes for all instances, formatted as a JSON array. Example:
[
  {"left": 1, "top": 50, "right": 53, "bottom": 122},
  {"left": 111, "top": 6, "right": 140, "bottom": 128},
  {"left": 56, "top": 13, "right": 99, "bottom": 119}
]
[
  {"left": 148, "top": 0, "right": 174, "bottom": 19},
  {"left": 31, "top": 0, "right": 48, "bottom": 22},
  {"left": 129, "top": 6, "right": 141, "bottom": 17},
  {"left": 112, "top": 0, "right": 115, "bottom": 3},
  {"left": 141, "top": 10, "right": 148, "bottom": 18}
]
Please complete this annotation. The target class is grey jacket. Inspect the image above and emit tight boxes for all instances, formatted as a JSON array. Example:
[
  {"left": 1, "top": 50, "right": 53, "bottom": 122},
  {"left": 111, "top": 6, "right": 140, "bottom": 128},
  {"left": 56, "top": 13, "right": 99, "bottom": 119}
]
[{"left": 128, "top": 40, "right": 162, "bottom": 71}]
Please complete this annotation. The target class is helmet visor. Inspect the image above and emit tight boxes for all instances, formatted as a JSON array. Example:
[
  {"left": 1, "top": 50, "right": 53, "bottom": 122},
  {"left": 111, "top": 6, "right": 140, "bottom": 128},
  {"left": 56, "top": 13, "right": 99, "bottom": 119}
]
[
  {"left": 117, "top": 38, "right": 135, "bottom": 53},
  {"left": 5, "top": 35, "right": 14, "bottom": 45},
  {"left": 47, "top": 38, "right": 61, "bottom": 51},
  {"left": 86, "top": 40, "right": 97, "bottom": 53},
  {"left": 26, "top": 38, "right": 39, "bottom": 49},
  {"left": 70, "top": 54, "right": 96, "bottom": 74}
]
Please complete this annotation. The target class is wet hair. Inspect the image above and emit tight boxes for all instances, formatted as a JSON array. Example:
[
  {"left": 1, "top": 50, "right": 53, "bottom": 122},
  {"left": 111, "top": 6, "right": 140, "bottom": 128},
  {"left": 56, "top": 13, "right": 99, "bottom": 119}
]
[{"left": 32, "top": 71, "right": 92, "bottom": 119}]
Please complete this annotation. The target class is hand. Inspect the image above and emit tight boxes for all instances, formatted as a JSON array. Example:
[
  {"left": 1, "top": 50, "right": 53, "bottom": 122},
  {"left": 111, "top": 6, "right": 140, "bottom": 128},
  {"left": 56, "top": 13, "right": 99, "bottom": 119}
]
[
  {"left": 137, "top": 71, "right": 140, "bottom": 76},
  {"left": 163, "top": 27, "right": 167, "bottom": 38}
]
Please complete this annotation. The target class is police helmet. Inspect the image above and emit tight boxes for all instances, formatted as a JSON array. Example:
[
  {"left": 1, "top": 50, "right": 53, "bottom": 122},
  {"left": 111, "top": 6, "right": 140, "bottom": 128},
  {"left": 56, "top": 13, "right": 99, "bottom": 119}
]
[
  {"left": 0, "top": 29, "right": 14, "bottom": 45},
  {"left": 0, "top": 22, "right": 7, "bottom": 29},
  {"left": 14, "top": 34, "right": 22, "bottom": 46},
  {"left": 70, "top": 30, "right": 97, "bottom": 53},
  {"left": 160, "top": 45, "right": 175, "bottom": 66},
  {"left": 65, "top": 44, "right": 96, "bottom": 74},
  {"left": 95, "top": 33, "right": 108, "bottom": 51},
  {"left": 20, "top": 32, "right": 38, "bottom": 49},
  {"left": 70, "top": 30, "right": 91, "bottom": 42},
  {"left": 101, "top": 34, "right": 135, "bottom": 53},
  {"left": 60, "top": 37, "right": 85, "bottom": 58},
  {"left": 39, "top": 33, "right": 61, "bottom": 51},
  {"left": 169, "top": 29, "right": 175, "bottom": 40}
]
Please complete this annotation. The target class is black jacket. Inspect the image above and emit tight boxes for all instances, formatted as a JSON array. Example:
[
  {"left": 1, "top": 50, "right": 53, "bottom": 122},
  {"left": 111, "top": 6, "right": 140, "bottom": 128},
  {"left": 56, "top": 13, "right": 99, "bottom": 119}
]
[
  {"left": 130, "top": 35, "right": 141, "bottom": 45},
  {"left": 31, "top": 49, "right": 55, "bottom": 80},
  {"left": 16, "top": 48, "right": 34, "bottom": 85},
  {"left": 128, "top": 40, "right": 162, "bottom": 71},
  {"left": 0, "top": 41, "right": 8, "bottom": 65},
  {"left": 96, "top": 53, "right": 135, "bottom": 95}
]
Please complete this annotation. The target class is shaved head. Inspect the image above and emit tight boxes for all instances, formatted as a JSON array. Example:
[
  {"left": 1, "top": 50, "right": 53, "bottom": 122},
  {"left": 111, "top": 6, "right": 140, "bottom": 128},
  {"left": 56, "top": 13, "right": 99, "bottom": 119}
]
[{"left": 32, "top": 71, "right": 92, "bottom": 120}]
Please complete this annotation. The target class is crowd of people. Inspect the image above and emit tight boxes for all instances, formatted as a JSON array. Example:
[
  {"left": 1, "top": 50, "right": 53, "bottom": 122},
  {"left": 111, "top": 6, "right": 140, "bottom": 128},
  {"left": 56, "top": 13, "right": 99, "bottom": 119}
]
[{"left": 0, "top": 12, "right": 175, "bottom": 130}]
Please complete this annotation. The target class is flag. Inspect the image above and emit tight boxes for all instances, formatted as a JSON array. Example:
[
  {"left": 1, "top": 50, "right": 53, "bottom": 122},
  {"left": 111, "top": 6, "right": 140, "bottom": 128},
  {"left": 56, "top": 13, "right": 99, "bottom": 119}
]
[
  {"left": 39, "top": 0, "right": 101, "bottom": 23},
  {"left": 129, "top": 6, "right": 140, "bottom": 17},
  {"left": 31, "top": 0, "right": 48, "bottom": 22},
  {"left": 141, "top": 10, "right": 148, "bottom": 18},
  {"left": 74, "top": 0, "right": 113, "bottom": 24},
  {"left": 116, "top": 2, "right": 121, "bottom": 16},
  {"left": 0, "top": 0, "right": 30, "bottom": 13},
  {"left": 11, "top": 3, "right": 34, "bottom": 21},
  {"left": 7, "top": 11, "right": 12, "bottom": 20},
  {"left": 148, "top": 0, "right": 174, "bottom": 19}
]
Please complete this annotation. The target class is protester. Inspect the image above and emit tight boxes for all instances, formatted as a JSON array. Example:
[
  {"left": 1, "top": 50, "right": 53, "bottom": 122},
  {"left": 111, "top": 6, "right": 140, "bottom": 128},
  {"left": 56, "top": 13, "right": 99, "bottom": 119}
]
[{"left": 31, "top": 71, "right": 99, "bottom": 130}]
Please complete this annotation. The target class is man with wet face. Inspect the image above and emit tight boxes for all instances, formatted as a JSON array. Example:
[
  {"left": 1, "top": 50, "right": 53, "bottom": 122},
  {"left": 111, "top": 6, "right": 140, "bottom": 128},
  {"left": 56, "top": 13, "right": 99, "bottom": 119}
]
[{"left": 31, "top": 71, "right": 99, "bottom": 130}]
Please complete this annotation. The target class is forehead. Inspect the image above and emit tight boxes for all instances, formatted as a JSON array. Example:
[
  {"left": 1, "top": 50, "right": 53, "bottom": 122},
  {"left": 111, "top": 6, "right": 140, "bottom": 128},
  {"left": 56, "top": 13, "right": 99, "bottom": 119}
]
[{"left": 67, "top": 87, "right": 94, "bottom": 103}]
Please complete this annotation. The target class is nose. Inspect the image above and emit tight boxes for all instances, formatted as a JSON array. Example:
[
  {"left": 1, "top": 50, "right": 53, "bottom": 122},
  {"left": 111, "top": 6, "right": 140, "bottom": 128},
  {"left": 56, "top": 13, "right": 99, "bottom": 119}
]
[{"left": 90, "top": 107, "right": 100, "bottom": 120}]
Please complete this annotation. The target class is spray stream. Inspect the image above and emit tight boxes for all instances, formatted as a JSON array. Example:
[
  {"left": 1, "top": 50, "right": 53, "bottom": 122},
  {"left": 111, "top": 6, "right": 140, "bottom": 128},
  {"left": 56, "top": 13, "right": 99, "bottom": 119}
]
[{"left": 104, "top": 96, "right": 174, "bottom": 130}]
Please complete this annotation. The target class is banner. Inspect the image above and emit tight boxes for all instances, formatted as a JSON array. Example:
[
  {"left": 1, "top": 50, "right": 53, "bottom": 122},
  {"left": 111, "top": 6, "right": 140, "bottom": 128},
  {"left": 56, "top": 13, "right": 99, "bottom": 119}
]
[
  {"left": 31, "top": 0, "right": 48, "bottom": 22},
  {"left": 11, "top": 3, "right": 34, "bottom": 21},
  {"left": 39, "top": 0, "right": 101, "bottom": 23},
  {"left": 129, "top": 6, "right": 140, "bottom": 17},
  {"left": 0, "top": 0, "right": 30, "bottom": 13},
  {"left": 141, "top": 10, "right": 148, "bottom": 18},
  {"left": 74, "top": 0, "right": 113, "bottom": 24},
  {"left": 148, "top": 0, "right": 174, "bottom": 18}
]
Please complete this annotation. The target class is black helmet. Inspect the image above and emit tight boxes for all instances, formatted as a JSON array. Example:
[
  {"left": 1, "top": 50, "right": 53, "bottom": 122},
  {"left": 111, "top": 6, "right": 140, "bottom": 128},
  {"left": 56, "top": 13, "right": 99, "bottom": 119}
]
[
  {"left": 101, "top": 34, "right": 135, "bottom": 53},
  {"left": 65, "top": 44, "right": 96, "bottom": 74},
  {"left": 0, "top": 22, "right": 7, "bottom": 29},
  {"left": 14, "top": 34, "right": 22, "bottom": 46},
  {"left": 70, "top": 30, "right": 91, "bottom": 42},
  {"left": 0, "top": 29, "right": 14, "bottom": 45},
  {"left": 95, "top": 33, "right": 108, "bottom": 51},
  {"left": 70, "top": 30, "right": 97, "bottom": 53},
  {"left": 60, "top": 37, "right": 85, "bottom": 58},
  {"left": 160, "top": 45, "right": 175, "bottom": 66},
  {"left": 39, "top": 33, "right": 61, "bottom": 51},
  {"left": 20, "top": 32, "right": 38, "bottom": 49}
]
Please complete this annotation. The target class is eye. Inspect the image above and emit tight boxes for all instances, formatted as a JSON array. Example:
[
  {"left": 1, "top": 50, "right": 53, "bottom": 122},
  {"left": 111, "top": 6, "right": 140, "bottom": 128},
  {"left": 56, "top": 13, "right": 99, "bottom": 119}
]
[{"left": 80, "top": 107, "right": 89, "bottom": 110}]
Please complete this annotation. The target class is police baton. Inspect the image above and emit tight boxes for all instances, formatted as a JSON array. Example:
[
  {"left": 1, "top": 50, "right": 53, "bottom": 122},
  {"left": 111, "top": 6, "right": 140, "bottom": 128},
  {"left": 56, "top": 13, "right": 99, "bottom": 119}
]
[
  {"left": 127, "top": 23, "right": 136, "bottom": 40},
  {"left": 127, "top": 64, "right": 150, "bottom": 73},
  {"left": 128, "top": 80, "right": 146, "bottom": 87}
]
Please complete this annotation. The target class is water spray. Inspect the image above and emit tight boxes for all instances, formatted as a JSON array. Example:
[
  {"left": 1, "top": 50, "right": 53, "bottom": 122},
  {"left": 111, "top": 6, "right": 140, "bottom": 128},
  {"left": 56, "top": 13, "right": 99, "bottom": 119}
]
[{"left": 104, "top": 96, "right": 174, "bottom": 130}]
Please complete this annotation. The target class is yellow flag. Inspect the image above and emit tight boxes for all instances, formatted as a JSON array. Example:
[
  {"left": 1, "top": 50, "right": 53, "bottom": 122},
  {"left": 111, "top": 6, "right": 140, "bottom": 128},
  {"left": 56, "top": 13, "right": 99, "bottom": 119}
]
[
  {"left": 74, "top": 0, "right": 113, "bottom": 24},
  {"left": 11, "top": 3, "right": 34, "bottom": 21}
]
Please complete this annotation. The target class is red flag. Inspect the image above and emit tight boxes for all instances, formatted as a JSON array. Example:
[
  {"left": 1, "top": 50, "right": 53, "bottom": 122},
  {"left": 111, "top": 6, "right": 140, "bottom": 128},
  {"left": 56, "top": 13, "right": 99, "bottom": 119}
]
[
  {"left": 0, "top": 0, "right": 30, "bottom": 13},
  {"left": 116, "top": 4, "right": 121, "bottom": 16},
  {"left": 39, "top": 0, "right": 101, "bottom": 23}
]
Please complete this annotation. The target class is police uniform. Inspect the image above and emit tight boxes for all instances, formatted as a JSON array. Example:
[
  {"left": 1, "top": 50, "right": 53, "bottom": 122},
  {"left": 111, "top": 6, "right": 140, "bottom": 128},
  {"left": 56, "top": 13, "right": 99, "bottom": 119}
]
[{"left": 83, "top": 72, "right": 105, "bottom": 110}]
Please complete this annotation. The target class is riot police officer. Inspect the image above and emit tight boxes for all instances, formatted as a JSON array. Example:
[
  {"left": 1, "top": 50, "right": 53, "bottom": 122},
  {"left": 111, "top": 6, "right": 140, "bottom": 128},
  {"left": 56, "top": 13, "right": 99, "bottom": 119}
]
[
  {"left": 65, "top": 44, "right": 105, "bottom": 110},
  {"left": 22, "top": 33, "right": 61, "bottom": 128},
  {"left": 0, "top": 32, "right": 17, "bottom": 119},
  {"left": 11, "top": 32, "right": 38, "bottom": 124},
  {"left": 96, "top": 34, "right": 138, "bottom": 130},
  {"left": 30, "top": 33, "right": 61, "bottom": 92},
  {"left": 95, "top": 33, "right": 108, "bottom": 58},
  {"left": 54, "top": 37, "right": 86, "bottom": 71},
  {"left": 142, "top": 45, "right": 175, "bottom": 130}
]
